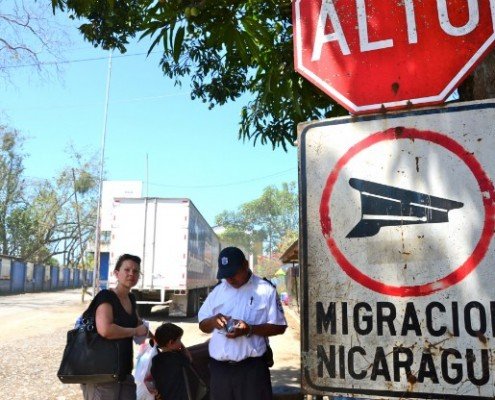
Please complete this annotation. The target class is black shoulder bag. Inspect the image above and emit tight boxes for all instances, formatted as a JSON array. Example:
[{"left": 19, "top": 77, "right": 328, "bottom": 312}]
[
  {"left": 57, "top": 294, "right": 123, "bottom": 384},
  {"left": 183, "top": 364, "right": 209, "bottom": 400},
  {"left": 262, "top": 338, "right": 274, "bottom": 368},
  {"left": 261, "top": 278, "right": 276, "bottom": 368}
]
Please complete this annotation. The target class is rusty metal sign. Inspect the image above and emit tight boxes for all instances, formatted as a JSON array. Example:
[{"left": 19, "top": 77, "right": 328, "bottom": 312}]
[{"left": 299, "top": 100, "right": 495, "bottom": 399}]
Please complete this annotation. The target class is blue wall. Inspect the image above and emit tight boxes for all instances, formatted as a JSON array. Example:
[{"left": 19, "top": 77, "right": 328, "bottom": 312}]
[
  {"left": 11, "top": 261, "right": 26, "bottom": 294},
  {"left": 0, "top": 261, "right": 94, "bottom": 295}
]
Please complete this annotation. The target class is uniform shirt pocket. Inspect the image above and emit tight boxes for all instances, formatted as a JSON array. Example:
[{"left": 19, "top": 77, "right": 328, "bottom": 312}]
[{"left": 247, "top": 300, "right": 266, "bottom": 323}]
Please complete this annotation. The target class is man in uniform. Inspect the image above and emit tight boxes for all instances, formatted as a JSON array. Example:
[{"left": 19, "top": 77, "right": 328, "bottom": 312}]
[{"left": 198, "top": 246, "right": 287, "bottom": 400}]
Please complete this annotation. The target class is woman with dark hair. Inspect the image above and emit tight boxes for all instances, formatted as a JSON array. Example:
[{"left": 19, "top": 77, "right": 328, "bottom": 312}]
[{"left": 81, "top": 254, "right": 149, "bottom": 400}]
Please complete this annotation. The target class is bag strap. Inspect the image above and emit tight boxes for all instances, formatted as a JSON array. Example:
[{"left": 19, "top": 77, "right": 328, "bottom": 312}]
[
  {"left": 262, "top": 277, "right": 276, "bottom": 288},
  {"left": 186, "top": 364, "right": 207, "bottom": 388},
  {"left": 82, "top": 293, "right": 99, "bottom": 320},
  {"left": 183, "top": 364, "right": 208, "bottom": 400},
  {"left": 182, "top": 367, "right": 193, "bottom": 400},
  {"left": 84, "top": 289, "right": 121, "bottom": 318}
]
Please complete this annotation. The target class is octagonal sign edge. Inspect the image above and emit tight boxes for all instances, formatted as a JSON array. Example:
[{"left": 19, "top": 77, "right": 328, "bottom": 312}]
[{"left": 293, "top": 0, "right": 495, "bottom": 114}]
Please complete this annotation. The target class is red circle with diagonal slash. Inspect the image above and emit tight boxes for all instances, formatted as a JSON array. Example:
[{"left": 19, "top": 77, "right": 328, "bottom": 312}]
[{"left": 320, "top": 128, "right": 495, "bottom": 297}]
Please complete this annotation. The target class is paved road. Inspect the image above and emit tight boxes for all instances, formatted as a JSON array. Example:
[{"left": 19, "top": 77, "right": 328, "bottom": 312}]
[{"left": 0, "top": 289, "right": 301, "bottom": 399}]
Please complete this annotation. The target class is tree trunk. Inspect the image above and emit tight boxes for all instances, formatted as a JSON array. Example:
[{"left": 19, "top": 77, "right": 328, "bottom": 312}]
[{"left": 458, "top": 50, "right": 495, "bottom": 101}]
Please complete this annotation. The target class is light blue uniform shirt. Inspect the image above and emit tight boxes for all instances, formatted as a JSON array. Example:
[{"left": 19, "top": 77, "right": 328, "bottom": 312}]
[{"left": 198, "top": 273, "right": 287, "bottom": 362}]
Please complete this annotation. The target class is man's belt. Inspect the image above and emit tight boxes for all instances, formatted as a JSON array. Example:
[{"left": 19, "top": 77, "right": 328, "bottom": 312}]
[{"left": 212, "top": 356, "right": 261, "bottom": 365}]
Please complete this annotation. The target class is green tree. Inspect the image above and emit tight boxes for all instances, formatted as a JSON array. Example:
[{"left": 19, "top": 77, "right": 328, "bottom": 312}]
[
  {"left": 0, "top": 128, "right": 27, "bottom": 255},
  {"left": 52, "top": 0, "right": 345, "bottom": 149},
  {"left": 7, "top": 187, "right": 58, "bottom": 262},
  {"left": 215, "top": 210, "right": 263, "bottom": 257},
  {"left": 255, "top": 254, "right": 281, "bottom": 280},
  {"left": 48, "top": 149, "right": 99, "bottom": 267},
  {"left": 52, "top": 1, "right": 494, "bottom": 149},
  {"left": 215, "top": 181, "right": 298, "bottom": 260},
  {"left": 242, "top": 182, "right": 298, "bottom": 257},
  {"left": 12, "top": 150, "right": 98, "bottom": 265},
  {"left": 0, "top": 127, "right": 98, "bottom": 264},
  {"left": 275, "top": 229, "right": 298, "bottom": 255}
]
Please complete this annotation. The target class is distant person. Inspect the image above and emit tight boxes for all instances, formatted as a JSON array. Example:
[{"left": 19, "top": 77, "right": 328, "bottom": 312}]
[
  {"left": 198, "top": 246, "right": 287, "bottom": 400},
  {"left": 151, "top": 323, "right": 200, "bottom": 400},
  {"left": 81, "top": 253, "right": 149, "bottom": 400}
]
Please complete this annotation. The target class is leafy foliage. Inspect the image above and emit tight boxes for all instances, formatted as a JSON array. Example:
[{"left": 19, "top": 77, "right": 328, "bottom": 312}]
[
  {"left": 0, "top": 128, "right": 27, "bottom": 257},
  {"left": 53, "top": 0, "right": 347, "bottom": 149},
  {"left": 50, "top": 148, "right": 100, "bottom": 267},
  {"left": 275, "top": 228, "right": 298, "bottom": 254},
  {"left": 254, "top": 254, "right": 282, "bottom": 280},
  {"left": 0, "top": 127, "right": 98, "bottom": 265},
  {"left": 215, "top": 181, "right": 298, "bottom": 262}
]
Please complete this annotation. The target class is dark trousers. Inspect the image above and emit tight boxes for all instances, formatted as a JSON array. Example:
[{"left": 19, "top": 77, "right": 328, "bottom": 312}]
[{"left": 209, "top": 357, "right": 272, "bottom": 400}]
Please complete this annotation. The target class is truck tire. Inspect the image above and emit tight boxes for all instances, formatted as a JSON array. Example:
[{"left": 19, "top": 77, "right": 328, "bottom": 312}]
[
  {"left": 186, "top": 289, "right": 199, "bottom": 317},
  {"left": 199, "top": 288, "right": 207, "bottom": 308},
  {"left": 137, "top": 304, "right": 152, "bottom": 317}
]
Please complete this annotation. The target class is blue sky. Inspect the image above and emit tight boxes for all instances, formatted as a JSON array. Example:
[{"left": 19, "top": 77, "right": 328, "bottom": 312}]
[{"left": 0, "top": 13, "right": 298, "bottom": 226}]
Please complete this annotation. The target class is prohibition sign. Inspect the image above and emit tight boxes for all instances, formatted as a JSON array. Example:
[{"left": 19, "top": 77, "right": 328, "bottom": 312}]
[{"left": 320, "top": 127, "right": 495, "bottom": 297}]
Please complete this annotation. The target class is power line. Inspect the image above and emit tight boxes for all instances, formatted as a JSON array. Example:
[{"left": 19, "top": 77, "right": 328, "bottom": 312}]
[
  {"left": 24, "top": 168, "right": 297, "bottom": 189},
  {"left": 111, "top": 93, "right": 188, "bottom": 104},
  {"left": 2, "top": 51, "right": 159, "bottom": 69},
  {"left": 148, "top": 168, "right": 297, "bottom": 189},
  {"left": 5, "top": 92, "right": 188, "bottom": 111}
]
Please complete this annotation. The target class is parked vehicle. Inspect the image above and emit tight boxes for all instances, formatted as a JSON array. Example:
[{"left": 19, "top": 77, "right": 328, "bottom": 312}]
[{"left": 108, "top": 198, "right": 220, "bottom": 316}]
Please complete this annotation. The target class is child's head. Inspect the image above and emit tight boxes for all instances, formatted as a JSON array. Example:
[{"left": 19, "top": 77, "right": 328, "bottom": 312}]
[{"left": 154, "top": 322, "right": 184, "bottom": 350}]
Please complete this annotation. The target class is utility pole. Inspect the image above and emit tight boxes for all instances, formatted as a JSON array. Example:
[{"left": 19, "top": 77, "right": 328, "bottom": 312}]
[
  {"left": 93, "top": 51, "right": 113, "bottom": 296},
  {"left": 72, "top": 168, "right": 88, "bottom": 302}
]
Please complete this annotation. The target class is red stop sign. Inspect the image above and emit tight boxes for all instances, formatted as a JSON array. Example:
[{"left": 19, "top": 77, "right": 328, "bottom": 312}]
[{"left": 293, "top": 0, "right": 495, "bottom": 114}]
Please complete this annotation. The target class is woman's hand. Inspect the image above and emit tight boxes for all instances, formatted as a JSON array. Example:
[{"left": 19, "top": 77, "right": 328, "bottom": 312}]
[{"left": 134, "top": 323, "right": 149, "bottom": 337}]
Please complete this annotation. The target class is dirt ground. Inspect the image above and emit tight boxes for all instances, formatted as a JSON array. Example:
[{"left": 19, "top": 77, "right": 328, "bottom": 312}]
[{"left": 0, "top": 289, "right": 301, "bottom": 400}]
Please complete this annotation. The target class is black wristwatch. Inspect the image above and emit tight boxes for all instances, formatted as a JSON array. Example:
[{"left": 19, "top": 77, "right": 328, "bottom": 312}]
[{"left": 246, "top": 323, "right": 253, "bottom": 337}]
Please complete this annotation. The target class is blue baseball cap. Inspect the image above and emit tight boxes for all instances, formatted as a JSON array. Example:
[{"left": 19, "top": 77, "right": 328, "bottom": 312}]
[{"left": 217, "top": 247, "right": 246, "bottom": 279}]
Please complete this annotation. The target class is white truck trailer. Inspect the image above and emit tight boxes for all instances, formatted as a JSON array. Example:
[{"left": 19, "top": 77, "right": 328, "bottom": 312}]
[{"left": 108, "top": 197, "right": 220, "bottom": 317}]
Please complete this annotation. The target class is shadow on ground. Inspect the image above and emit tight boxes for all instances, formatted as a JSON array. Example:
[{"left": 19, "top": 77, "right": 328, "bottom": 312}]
[{"left": 272, "top": 365, "right": 300, "bottom": 388}]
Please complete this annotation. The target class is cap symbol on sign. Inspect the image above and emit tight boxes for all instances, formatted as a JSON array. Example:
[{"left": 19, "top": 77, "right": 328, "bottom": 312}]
[{"left": 347, "top": 178, "right": 464, "bottom": 238}]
